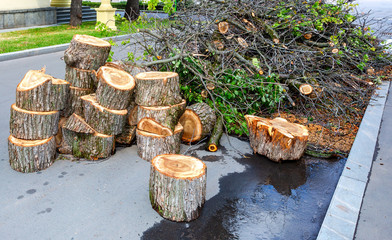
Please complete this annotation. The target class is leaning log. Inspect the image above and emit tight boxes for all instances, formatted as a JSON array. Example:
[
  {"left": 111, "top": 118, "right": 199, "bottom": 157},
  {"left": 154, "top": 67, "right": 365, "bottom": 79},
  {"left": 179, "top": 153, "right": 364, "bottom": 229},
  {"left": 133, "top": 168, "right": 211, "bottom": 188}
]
[
  {"left": 245, "top": 115, "right": 309, "bottom": 162},
  {"left": 64, "top": 34, "right": 111, "bottom": 70},
  {"left": 116, "top": 125, "right": 137, "bottom": 145},
  {"left": 65, "top": 65, "right": 97, "bottom": 89},
  {"left": 149, "top": 154, "right": 207, "bottom": 222},
  {"left": 63, "top": 86, "right": 94, "bottom": 117},
  {"left": 207, "top": 115, "right": 223, "bottom": 152},
  {"left": 179, "top": 102, "right": 216, "bottom": 143},
  {"left": 10, "top": 104, "right": 60, "bottom": 140},
  {"left": 8, "top": 135, "right": 56, "bottom": 173}
]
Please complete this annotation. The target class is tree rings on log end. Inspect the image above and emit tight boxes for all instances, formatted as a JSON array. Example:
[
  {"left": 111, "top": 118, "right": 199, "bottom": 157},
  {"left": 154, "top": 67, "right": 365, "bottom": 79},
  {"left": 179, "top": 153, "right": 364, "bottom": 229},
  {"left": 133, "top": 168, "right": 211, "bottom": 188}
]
[
  {"left": 299, "top": 84, "right": 313, "bottom": 95},
  {"left": 137, "top": 118, "right": 174, "bottom": 136},
  {"left": 208, "top": 144, "right": 218, "bottom": 152},
  {"left": 218, "top": 21, "right": 229, "bottom": 34}
]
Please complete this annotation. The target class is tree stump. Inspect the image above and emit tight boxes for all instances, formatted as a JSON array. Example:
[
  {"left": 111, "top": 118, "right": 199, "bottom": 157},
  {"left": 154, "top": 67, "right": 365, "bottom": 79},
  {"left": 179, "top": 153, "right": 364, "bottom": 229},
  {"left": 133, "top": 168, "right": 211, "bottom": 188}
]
[
  {"left": 63, "top": 86, "right": 94, "bottom": 117},
  {"left": 137, "top": 118, "right": 174, "bottom": 136},
  {"left": 10, "top": 104, "right": 60, "bottom": 140},
  {"left": 135, "top": 72, "right": 182, "bottom": 106},
  {"left": 16, "top": 71, "right": 70, "bottom": 111},
  {"left": 65, "top": 65, "right": 97, "bottom": 89},
  {"left": 64, "top": 34, "right": 111, "bottom": 70},
  {"left": 8, "top": 135, "right": 56, "bottom": 173},
  {"left": 245, "top": 115, "right": 309, "bottom": 162},
  {"left": 116, "top": 125, "right": 137, "bottom": 145},
  {"left": 95, "top": 66, "right": 136, "bottom": 110},
  {"left": 81, "top": 94, "right": 127, "bottom": 135},
  {"left": 137, "top": 99, "right": 186, "bottom": 131},
  {"left": 179, "top": 102, "right": 216, "bottom": 143},
  {"left": 136, "top": 123, "right": 183, "bottom": 161},
  {"left": 149, "top": 154, "right": 207, "bottom": 222}
]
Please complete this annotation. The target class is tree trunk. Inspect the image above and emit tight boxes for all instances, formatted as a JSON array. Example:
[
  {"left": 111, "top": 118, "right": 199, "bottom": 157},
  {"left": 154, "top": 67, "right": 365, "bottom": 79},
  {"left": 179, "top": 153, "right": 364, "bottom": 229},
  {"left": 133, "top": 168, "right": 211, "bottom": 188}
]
[
  {"left": 10, "top": 104, "right": 60, "bottom": 140},
  {"left": 149, "top": 154, "right": 207, "bottom": 222},
  {"left": 125, "top": 0, "right": 140, "bottom": 21},
  {"left": 63, "top": 86, "right": 94, "bottom": 117},
  {"left": 179, "top": 102, "right": 216, "bottom": 143},
  {"left": 70, "top": 0, "right": 82, "bottom": 27},
  {"left": 137, "top": 99, "right": 186, "bottom": 132},
  {"left": 136, "top": 123, "right": 183, "bottom": 161},
  {"left": 8, "top": 135, "right": 56, "bottom": 173},
  {"left": 95, "top": 66, "right": 136, "bottom": 110},
  {"left": 64, "top": 34, "right": 111, "bottom": 70},
  {"left": 65, "top": 65, "right": 97, "bottom": 89},
  {"left": 207, "top": 115, "right": 223, "bottom": 152},
  {"left": 116, "top": 125, "right": 137, "bottom": 145},
  {"left": 245, "top": 115, "right": 309, "bottom": 162},
  {"left": 81, "top": 94, "right": 128, "bottom": 135},
  {"left": 135, "top": 72, "right": 182, "bottom": 106}
]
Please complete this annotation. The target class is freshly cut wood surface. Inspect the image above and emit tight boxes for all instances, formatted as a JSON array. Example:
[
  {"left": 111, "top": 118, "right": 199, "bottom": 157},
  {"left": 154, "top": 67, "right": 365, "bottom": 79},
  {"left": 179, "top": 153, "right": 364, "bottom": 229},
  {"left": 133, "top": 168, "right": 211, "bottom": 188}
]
[
  {"left": 136, "top": 123, "right": 183, "bottom": 161},
  {"left": 245, "top": 115, "right": 309, "bottom": 162},
  {"left": 149, "top": 154, "right": 206, "bottom": 222},
  {"left": 137, "top": 118, "right": 173, "bottom": 136},
  {"left": 299, "top": 84, "right": 313, "bottom": 95},
  {"left": 81, "top": 94, "right": 127, "bottom": 135},
  {"left": 55, "top": 117, "right": 68, "bottom": 148},
  {"left": 179, "top": 102, "right": 216, "bottom": 143},
  {"left": 65, "top": 65, "right": 97, "bottom": 89},
  {"left": 63, "top": 86, "right": 94, "bottom": 117},
  {"left": 135, "top": 71, "right": 182, "bottom": 106},
  {"left": 207, "top": 116, "right": 223, "bottom": 152},
  {"left": 137, "top": 99, "right": 186, "bottom": 131},
  {"left": 10, "top": 104, "right": 60, "bottom": 140},
  {"left": 8, "top": 135, "right": 56, "bottom": 173},
  {"left": 116, "top": 125, "right": 137, "bottom": 145},
  {"left": 218, "top": 21, "right": 229, "bottom": 34},
  {"left": 64, "top": 113, "right": 95, "bottom": 134},
  {"left": 64, "top": 34, "right": 111, "bottom": 70},
  {"left": 95, "top": 66, "right": 136, "bottom": 110}
]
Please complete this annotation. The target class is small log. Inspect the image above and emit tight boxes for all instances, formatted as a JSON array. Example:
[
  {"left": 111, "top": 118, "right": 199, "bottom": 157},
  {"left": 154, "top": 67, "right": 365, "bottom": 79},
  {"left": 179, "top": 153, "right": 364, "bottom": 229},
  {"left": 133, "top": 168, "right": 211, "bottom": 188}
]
[
  {"left": 245, "top": 115, "right": 309, "bottom": 162},
  {"left": 65, "top": 65, "right": 97, "bottom": 89},
  {"left": 64, "top": 34, "right": 111, "bottom": 70},
  {"left": 95, "top": 66, "right": 136, "bottom": 110},
  {"left": 81, "top": 94, "right": 128, "bottom": 135},
  {"left": 149, "top": 154, "right": 206, "bottom": 222},
  {"left": 16, "top": 71, "right": 70, "bottom": 111},
  {"left": 135, "top": 72, "right": 182, "bottom": 106},
  {"left": 8, "top": 135, "right": 56, "bottom": 173},
  {"left": 116, "top": 125, "right": 137, "bottom": 145},
  {"left": 10, "top": 104, "right": 60, "bottom": 140},
  {"left": 299, "top": 84, "right": 313, "bottom": 95},
  {"left": 55, "top": 117, "right": 68, "bottom": 148},
  {"left": 63, "top": 86, "right": 94, "bottom": 117},
  {"left": 179, "top": 102, "right": 216, "bottom": 143},
  {"left": 136, "top": 123, "right": 183, "bottom": 161},
  {"left": 137, "top": 99, "right": 186, "bottom": 132},
  {"left": 64, "top": 113, "right": 95, "bottom": 134},
  {"left": 207, "top": 115, "right": 223, "bottom": 152},
  {"left": 218, "top": 21, "right": 229, "bottom": 34}
]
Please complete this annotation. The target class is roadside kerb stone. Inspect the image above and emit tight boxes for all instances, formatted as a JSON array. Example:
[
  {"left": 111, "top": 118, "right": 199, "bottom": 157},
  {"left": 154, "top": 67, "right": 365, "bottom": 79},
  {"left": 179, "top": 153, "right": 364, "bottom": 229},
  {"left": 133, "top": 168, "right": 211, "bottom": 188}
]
[{"left": 317, "top": 81, "right": 391, "bottom": 240}]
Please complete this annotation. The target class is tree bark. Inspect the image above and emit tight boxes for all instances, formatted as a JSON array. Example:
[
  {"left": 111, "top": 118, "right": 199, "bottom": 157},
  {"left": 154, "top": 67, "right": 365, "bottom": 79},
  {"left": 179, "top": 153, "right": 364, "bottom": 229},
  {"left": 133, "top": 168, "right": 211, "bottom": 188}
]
[
  {"left": 127, "top": 102, "right": 138, "bottom": 126},
  {"left": 64, "top": 34, "right": 111, "bottom": 70},
  {"left": 65, "top": 65, "right": 97, "bottom": 89},
  {"left": 63, "top": 86, "right": 94, "bottom": 117},
  {"left": 245, "top": 115, "right": 309, "bottom": 162},
  {"left": 179, "top": 102, "right": 216, "bottom": 143},
  {"left": 8, "top": 135, "right": 56, "bottom": 173},
  {"left": 125, "top": 0, "right": 140, "bottom": 21},
  {"left": 10, "top": 104, "right": 60, "bottom": 140},
  {"left": 135, "top": 72, "right": 182, "bottom": 106},
  {"left": 70, "top": 0, "right": 82, "bottom": 27},
  {"left": 95, "top": 66, "right": 136, "bottom": 110},
  {"left": 207, "top": 115, "right": 223, "bottom": 152},
  {"left": 81, "top": 94, "right": 128, "bottom": 135},
  {"left": 55, "top": 117, "right": 68, "bottom": 148},
  {"left": 116, "top": 125, "right": 137, "bottom": 145},
  {"left": 136, "top": 123, "right": 183, "bottom": 161},
  {"left": 149, "top": 154, "right": 207, "bottom": 222},
  {"left": 64, "top": 113, "right": 95, "bottom": 134}
]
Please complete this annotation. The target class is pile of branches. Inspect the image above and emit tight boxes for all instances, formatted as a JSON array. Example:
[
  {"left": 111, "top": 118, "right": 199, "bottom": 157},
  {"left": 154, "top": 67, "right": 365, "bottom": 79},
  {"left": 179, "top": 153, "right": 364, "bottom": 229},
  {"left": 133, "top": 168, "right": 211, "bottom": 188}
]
[{"left": 124, "top": 0, "right": 392, "bottom": 134}]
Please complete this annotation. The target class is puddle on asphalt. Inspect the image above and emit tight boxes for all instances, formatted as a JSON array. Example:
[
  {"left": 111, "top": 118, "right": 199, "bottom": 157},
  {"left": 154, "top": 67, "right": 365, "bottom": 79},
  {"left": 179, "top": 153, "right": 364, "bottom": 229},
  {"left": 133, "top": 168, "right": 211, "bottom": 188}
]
[{"left": 142, "top": 149, "right": 345, "bottom": 240}]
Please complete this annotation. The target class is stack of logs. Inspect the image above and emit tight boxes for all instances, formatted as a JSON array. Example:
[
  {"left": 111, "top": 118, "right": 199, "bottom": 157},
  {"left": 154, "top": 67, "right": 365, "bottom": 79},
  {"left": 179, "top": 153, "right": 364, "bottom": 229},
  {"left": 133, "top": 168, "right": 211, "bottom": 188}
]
[{"left": 8, "top": 69, "right": 70, "bottom": 173}]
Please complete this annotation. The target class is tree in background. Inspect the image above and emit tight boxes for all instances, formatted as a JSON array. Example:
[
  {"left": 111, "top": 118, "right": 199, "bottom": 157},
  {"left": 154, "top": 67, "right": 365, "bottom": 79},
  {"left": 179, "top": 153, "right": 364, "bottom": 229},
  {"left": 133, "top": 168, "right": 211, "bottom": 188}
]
[
  {"left": 70, "top": 0, "right": 82, "bottom": 26},
  {"left": 125, "top": 0, "right": 140, "bottom": 21}
]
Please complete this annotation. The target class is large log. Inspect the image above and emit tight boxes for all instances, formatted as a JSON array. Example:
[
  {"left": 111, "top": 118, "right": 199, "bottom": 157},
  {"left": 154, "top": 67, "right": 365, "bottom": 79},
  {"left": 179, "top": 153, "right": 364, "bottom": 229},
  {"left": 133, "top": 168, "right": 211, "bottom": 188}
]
[
  {"left": 179, "top": 102, "right": 216, "bottom": 143},
  {"left": 63, "top": 86, "right": 94, "bottom": 117},
  {"left": 81, "top": 94, "right": 127, "bottom": 135},
  {"left": 10, "top": 104, "right": 60, "bottom": 140},
  {"left": 149, "top": 154, "right": 207, "bottom": 222},
  {"left": 116, "top": 125, "right": 137, "bottom": 145},
  {"left": 8, "top": 135, "right": 56, "bottom": 173},
  {"left": 136, "top": 123, "right": 183, "bottom": 161},
  {"left": 135, "top": 72, "right": 182, "bottom": 106},
  {"left": 245, "top": 115, "right": 309, "bottom": 162},
  {"left": 64, "top": 34, "right": 111, "bottom": 70},
  {"left": 137, "top": 99, "right": 186, "bottom": 132},
  {"left": 95, "top": 66, "right": 136, "bottom": 110},
  {"left": 16, "top": 70, "right": 70, "bottom": 111},
  {"left": 65, "top": 65, "right": 97, "bottom": 89}
]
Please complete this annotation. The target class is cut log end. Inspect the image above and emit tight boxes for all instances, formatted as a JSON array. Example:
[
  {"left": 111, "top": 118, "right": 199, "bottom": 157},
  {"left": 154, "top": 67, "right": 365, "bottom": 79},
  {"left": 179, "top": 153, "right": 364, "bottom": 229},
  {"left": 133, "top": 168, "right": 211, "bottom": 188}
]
[
  {"left": 208, "top": 144, "right": 218, "bottom": 152},
  {"left": 152, "top": 154, "right": 206, "bottom": 180},
  {"left": 17, "top": 70, "right": 52, "bottom": 91},
  {"left": 299, "top": 84, "right": 313, "bottom": 95},
  {"left": 74, "top": 34, "right": 111, "bottom": 47},
  {"left": 218, "top": 21, "right": 229, "bottom": 34},
  {"left": 179, "top": 109, "right": 202, "bottom": 142},
  {"left": 98, "top": 66, "right": 135, "bottom": 90},
  {"left": 135, "top": 71, "right": 178, "bottom": 81}
]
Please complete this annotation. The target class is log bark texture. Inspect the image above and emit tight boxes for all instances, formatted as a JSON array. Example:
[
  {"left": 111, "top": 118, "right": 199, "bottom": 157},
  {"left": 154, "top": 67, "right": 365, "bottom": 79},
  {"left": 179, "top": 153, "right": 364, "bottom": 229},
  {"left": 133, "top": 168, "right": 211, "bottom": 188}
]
[
  {"left": 81, "top": 94, "right": 127, "bottom": 135},
  {"left": 95, "top": 66, "right": 136, "bottom": 110},
  {"left": 136, "top": 124, "right": 183, "bottom": 161},
  {"left": 179, "top": 102, "right": 216, "bottom": 143},
  {"left": 55, "top": 117, "right": 68, "bottom": 148},
  {"left": 64, "top": 34, "right": 111, "bottom": 70},
  {"left": 63, "top": 86, "right": 94, "bottom": 117},
  {"left": 137, "top": 99, "right": 186, "bottom": 131},
  {"left": 245, "top": 115, "right": 309, "bottom": 162},
  {"left": 116, "top": 125, "right": 137, "bottom": 145},
  {"left": 149, "top": 154, "right": 207, "bottom": 222},
  {"left": 65, "top": 65, "right": 97, "bottom": 89},
  {"left": 8, "top": 135, "right": 56, "bottom": 173},
  {"left": 127, "top": 102, "right": 138, "bottom": 126},
  {"left": 10, "top": 104, "right": 60, "bottom": 140},
  {"left": 207, "top": 115, "right": 223, "bottom": 152},
  {"left": 135, "top": 72, "right": 182, "bottom": 106},
  {"left": 64, "top": 113, "right": 95, "bottom": 133}
]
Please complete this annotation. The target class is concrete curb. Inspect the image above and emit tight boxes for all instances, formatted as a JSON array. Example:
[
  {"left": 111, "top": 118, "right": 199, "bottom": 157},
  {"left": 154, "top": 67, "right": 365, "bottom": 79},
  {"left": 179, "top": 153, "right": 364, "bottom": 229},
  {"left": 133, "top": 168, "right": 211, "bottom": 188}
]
[
  {"left": 0, "top": 34, "right": 133, "bottom": 62},
  {"left": 317, "top": 81, "right": 391, "bottom": 240}
]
